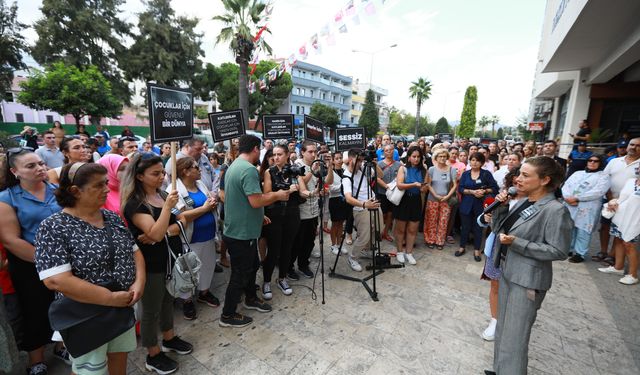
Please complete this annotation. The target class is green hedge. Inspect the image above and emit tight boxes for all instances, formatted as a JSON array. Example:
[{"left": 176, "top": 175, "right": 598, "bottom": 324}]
[{"left": 0, "top": 122, "right": 150, "bottom": 137}]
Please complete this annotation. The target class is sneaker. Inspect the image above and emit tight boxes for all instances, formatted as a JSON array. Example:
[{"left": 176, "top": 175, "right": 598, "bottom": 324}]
[
  {"left": 331, "top": 245, "right": 339, "bottom": 255},
  {"left": 146, "top": 352, "right": 178, "bottom": 374},
  {"left": 568, "top": 254, "right": 584, "bottom": 263},
  {"left": 286, "top": 269, "right": 300, "bottom": 281},
  {"left": 219, "top": 313, "right": 253, "bottom": 328},
  {"left": 243, "top": 297, "right": 272, "bottom": 313},
  {"left": 311, "top": 249, "right": 321, "bottom": 258},
  {"left": 405, "top": 253, "right": 416, "bottom": 265},
  {"left": 53, "top": 346, "right": 71, "bottom": 365},
  {"left": 619, "top": 274, "right": 639, "bottom": 285},
  {"left": 197, "top": 291, "right": 220, "bottom": 307},
  {"left": 397, "top": 252, "right": 406, "bottom": 264},
  {"left": 598, "top": 266, "right": 624, "bottom": 275},
  {"left": 348, "top": 256, "right": 362, "bottom": 272},
  {"left": 481, "top": 318, "right": 497, "bottom": 341},
  {"left": 182, "top": 299, "right": 197, "bottom": 320},
  {"left": 262, "top": 282, "right": 273, "bottom": 300},
  {"left": 277, "top": 279, "right": 293, "bottom": 295},
  {"left": 28, "top": 363, "right": 47, "bottom": 375},
  {"left": 161, "top": 336, "right": 193, "bottom": 355},
  {"left": 299, "top": 267, "right": 314, "bottom": 278}
]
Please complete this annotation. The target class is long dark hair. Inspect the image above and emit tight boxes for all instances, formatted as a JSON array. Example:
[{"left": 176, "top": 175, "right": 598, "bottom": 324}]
[
  {"left": 2, "top": 148, "right": 35, "bottom": 190},
  {"left": 405, "top": 145, "right": 427, "bottom": 176},
  {"left": 120, "top": 152, "right": 165, "bottom": 215},
  {"left": 259, "top": 149, "right": 274, "bottom": 182}
]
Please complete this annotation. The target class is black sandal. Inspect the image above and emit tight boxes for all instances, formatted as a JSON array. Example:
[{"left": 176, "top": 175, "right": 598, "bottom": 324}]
[
  {"left": 454, "top": 249, "right": 466, "bottom": 257},
  {"left": 603, "top": 256, "right": 615, "bottom": 266},
  {"left": 591, "top": 252, "right": 606, "bottom": 261}
]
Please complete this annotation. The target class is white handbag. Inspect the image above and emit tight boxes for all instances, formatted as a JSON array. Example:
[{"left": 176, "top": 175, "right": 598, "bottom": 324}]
[{"left": 385, "top": 180, "right": 404, "bottom": 205}]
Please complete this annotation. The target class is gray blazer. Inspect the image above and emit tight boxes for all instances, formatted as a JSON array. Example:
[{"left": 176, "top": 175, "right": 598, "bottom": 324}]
[{"left": 490, "top": 193, "right": 573, "bottom": 291}]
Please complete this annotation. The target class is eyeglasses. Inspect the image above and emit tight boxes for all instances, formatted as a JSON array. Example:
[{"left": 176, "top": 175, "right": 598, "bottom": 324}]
[
  {"left": 587, "top": 159, "right": 600, "bottom": 163},
  {"left": 6, "top": 147, "right": 34, "bottom": 159}
]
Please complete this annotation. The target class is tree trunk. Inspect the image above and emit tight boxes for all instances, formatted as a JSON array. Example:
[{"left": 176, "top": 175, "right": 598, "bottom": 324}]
[
  {"left": 238, "top": 59, "right": 249, "bottom": 129},
  {"left": 414, "top": 101, "right": 421, "bottom": 137}
]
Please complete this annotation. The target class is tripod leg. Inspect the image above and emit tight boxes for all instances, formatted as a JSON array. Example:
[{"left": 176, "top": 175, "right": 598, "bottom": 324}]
[{"left": 330, "top": 221, "right": 348, "bottom": 274}]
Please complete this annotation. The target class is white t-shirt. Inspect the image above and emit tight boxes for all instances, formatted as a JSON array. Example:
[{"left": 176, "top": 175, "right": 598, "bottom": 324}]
[
  {"left": 493, "top": 165, "right": 509, "bottom": 190},
  {"left": 604, "top": 156, "right": 640, "bottom": 197},
  {"left": 343, "top": 166, "right": 374, "bottom": 212}
]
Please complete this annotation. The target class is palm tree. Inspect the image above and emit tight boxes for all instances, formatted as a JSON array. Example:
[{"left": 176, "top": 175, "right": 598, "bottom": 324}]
[
  {"left": 479, "top": 115, "right": 490, "bottom": 137},
  {"left": 214, "top": 0, "right": 271, "bottom": 125},
  {"left": 408, "top": 78, "right": 432, "bottom": 137},
  {"left": 490, "top": 115, "right": 500, "bottom": 138}
]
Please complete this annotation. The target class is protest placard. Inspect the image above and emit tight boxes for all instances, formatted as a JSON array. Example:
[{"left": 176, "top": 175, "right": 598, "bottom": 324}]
[
  {"left": 263, "top": 114, "right": 294, "bottom": 139},
  {"left": 147, "top": 83, "right": 193, "bottom": 143},
  {"left": 209, "top": 109, "right": 246, "bottom": 142},
  {"left": 304, "top": 115, "right": 325, "bottom": 144},
  {"left": 335, "top": 127, "right": 366, "bottom": 151}
]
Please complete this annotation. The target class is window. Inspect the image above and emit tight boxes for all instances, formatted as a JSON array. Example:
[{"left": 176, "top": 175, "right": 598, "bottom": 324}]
[
  {"left": 321, "top": 92, "right": 326, "bottom": 100},
  {"left": 46, "top": 115, "right": 54, "bottom": 123},
  {"left": 300, "top": 88, "right": 305, "bottom": 96},
  {"left": 15, "top": 113, "right": 24, "bottom": 122},
  {"left": 4, "top": 92, "right": 13, "bottom": 102},
  {"left": 340, "top": 97, "right": 345, "bottom": 104},
  {"left": 310, "top": 90, "right": 314, "bottom": 98},
  {"left": 351, "top": 104, "right": 354, "bottom": 110},
  {"left": 302, "top": 71, "right": 306, "bottom": 78},
  {"left": 295, "top": 88, "right": 300, "bottom": 95},
  {"left": 332, "top": 95, "right": 336, "bottom": 102},
  {"left": 296, "top": 106, "right": 301, "bottom": 115}
]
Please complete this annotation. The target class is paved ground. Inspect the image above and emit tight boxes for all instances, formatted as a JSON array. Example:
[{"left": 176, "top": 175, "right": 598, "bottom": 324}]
[{"left": 45, "top": 231, "right": 639, "bottom": 375}]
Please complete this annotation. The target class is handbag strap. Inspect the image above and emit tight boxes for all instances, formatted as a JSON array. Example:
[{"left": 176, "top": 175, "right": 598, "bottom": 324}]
[{"left": 102, "top": 212, "right": 116, "bottom": 272}]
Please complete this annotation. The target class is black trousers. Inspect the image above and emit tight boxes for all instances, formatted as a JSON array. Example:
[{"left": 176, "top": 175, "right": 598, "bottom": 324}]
[
  {"left": 263, "top": 208, "right": 300, "bottom": 281},
  {"left": 222, "top": 235, "right": 259, "bottom": 316},
  {"left": 290, "top": 217, "right": 318, "bottom": 271}
]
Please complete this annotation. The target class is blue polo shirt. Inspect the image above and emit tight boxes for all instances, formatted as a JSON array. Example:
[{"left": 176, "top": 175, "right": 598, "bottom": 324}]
[
  {"left": 376, "top": 148, "right": 400, "bottom": 161},
  {"left": 0, "top": 183, "right": 61, "bottom": 244}
]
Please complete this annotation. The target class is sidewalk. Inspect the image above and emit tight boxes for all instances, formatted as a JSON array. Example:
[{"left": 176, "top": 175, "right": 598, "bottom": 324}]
[{"left": 47, "top": 232, "right": 639, "bottom": 374}]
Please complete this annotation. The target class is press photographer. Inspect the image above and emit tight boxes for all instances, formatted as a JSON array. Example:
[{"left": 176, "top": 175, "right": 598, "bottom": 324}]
[
  {"left": 341, "top": 148, "right": 383, "bottom": 272},
  {"left": 288, "top": 141, "right": 333, "bottom": 280},
  {"left": 261, "top": 145, "right": 305, "bottom": 300}
]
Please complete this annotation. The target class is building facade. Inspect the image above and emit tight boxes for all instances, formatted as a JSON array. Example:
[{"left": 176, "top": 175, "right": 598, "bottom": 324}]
[
  {"left": 530, "top": 0, "right": 640, "bottom": 156},
  {"left": 279, "top": 61, "right": 353, "bottom": 129},
  {"left": 352, "top": 80, "right": 390, "bottom": 132}
]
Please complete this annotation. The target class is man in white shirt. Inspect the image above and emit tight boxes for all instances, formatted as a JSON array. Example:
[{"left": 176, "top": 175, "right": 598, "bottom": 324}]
[
  {"left": 259, "top": 139, "right": 274, "bottom": 162},
  {"left": 343, "top": 149, "right": 382, "bottom": 272},
  {"left": 35, "top": 130, "right": 64, "bottom": 168},
  {"left": 493, "top": 152, "right": 522, "bottom": 190}
]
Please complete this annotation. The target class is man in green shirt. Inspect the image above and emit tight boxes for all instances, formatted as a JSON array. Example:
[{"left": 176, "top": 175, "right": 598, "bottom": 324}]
[{"left": 220, "top": 134, "right": 292, "bottom": 328}]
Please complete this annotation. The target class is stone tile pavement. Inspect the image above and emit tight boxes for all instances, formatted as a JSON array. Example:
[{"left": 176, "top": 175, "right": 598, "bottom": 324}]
[{"left": 46, "top": 233, "right": 639, "bottom": 375}]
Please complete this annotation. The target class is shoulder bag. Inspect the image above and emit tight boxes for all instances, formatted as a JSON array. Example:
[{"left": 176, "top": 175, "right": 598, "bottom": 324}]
[
  {"left": 48, "top": 215, "right": 135, "bottom": 358},
  {"left": 385, "top": 167, "right": 405, "bottom": 205},
  {"left": 166, "top": 220, "right": 202, "bottom": 298}
]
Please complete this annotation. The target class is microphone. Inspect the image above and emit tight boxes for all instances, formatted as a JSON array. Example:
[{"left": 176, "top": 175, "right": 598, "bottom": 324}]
[{"left": 482, "top": 187, "right": 518, "bottom": 214}]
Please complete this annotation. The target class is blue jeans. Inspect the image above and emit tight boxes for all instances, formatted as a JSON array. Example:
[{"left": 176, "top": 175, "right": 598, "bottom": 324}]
[{"left": 570, "top": 227, "right": 592, "bottom": 257}]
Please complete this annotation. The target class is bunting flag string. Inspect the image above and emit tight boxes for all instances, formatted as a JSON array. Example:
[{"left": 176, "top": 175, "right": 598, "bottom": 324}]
[{"left": 247, "top": 0, "right": 390, "bottom": 94}]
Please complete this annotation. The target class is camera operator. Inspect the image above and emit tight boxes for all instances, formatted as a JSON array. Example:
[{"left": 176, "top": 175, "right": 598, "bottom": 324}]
[
  {"left": 288, "top": 141, "right": 333, "bottom": 280},
  {"left": 342, "top": 149, "right": 383, "bottom": 272},
  {"left": 261, "top": 145, "right": 303, "bottom": 299}
]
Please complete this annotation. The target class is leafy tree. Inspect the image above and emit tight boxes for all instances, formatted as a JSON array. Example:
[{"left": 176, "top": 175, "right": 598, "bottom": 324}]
[
  {"left": 515, "top": 112, "right": 534, "bottom": 141},
  {"left": 215, "top": 61, "right": 291, "bottom": 129},
  {"left": 435, "top": 117, "right": 450, "bottom": 134},
  {"left": 214, "top": 0, "right": 271, "bottom": 122},
  {"left": 458, "top": 86, "right": 477, "bottom": 138},
  {"left": 408, "top": 77, "right": 432, "bottom": 137},
  {"left": 387, "top": 108, "right": 432, "bottom": 136},
  {"left": 193, "top": 63, "right": 222, "bottom": 101},
  {"left": 18, "top": 63, "right": 121, "bottom": 127},
  {"left": 310, "top": 102, "right": 340, "bottom": 128},
  {"left": 195, "top": 107, "right": 209, "bottom": 119},
  {"left": 31, "top": 0, "right": 131, "bottom": 103},
  {"left": 360, "top": 89, "right": 380, "bottom": 138},
  {"left": 0, "top": 0, "right": 26, "bottom": 93},
  {"left": 496, "top": 127, "right": 504, "bottom": 139},
  {"left": 123, "top": 0, "right": 204, "bottom": 88}
]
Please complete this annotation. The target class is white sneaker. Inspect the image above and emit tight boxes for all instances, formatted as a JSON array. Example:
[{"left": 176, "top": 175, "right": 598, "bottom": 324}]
[
  {"left": 311, "top": 249, "right": 321, "bottom": 258},
  {"left": 619, "top": 274, "right": 639, "bottom": 285},
  {"left": 262, "top": 282, "right": 272, "bottom": 300},
  {"left": 348, "top": 256, "right": 362, "bottom": 272},
  {"left": 482, "top": 318, "right": 497, "bottom": 341},
  {"left": 405, "top": 253, "right": 416, "bottom": 265},
  {"left": 598, "top": 266, "right": 624, "bottom": 275},
  {"left": 331, "top": 245, "right": 339, "bottom": 255},
  {"left": 397, "top": 252, "right": 406, "bottom": 264}
]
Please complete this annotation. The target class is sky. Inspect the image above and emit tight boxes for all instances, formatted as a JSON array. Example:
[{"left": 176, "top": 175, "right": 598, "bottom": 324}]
[{"left": 15, "top": 0, "right": 547, "bottom": 127}]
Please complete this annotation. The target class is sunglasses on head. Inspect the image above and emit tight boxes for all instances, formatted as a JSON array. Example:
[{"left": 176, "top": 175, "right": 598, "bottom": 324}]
[{"left": 6, "top": 147, "right": 34, "bottom": 159}]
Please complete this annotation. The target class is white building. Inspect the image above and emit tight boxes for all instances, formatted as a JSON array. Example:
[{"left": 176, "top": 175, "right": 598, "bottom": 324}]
[
  {"left": 352, "top": 80, "right": 390, "bottom": 131},
  {"left": 530, "top": 0, "right": 640, "bottom": 156}
]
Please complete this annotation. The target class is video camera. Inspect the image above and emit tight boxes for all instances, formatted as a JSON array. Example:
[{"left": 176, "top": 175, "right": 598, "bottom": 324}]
[
  {"left": 359, "top": 145, "right": 377, "bottom": 162},
  {"left": 273, "top": 164, "right": 306, "bottom": 190}
]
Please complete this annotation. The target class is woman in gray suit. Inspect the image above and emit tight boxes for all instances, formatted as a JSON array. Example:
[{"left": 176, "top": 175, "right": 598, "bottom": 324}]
[{"left": 484, "top": 156, "right": 573, "bottom": 375}]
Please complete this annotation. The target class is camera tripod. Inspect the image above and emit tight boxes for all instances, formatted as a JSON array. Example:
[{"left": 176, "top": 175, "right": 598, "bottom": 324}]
[{"left": 329, "top": 157, "right": 403, "bottom": 302}]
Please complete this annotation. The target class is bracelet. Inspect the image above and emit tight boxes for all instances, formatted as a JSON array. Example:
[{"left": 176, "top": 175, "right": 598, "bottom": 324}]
[{"left": 362, "top": 201, "right": 366, "bottom": 208}]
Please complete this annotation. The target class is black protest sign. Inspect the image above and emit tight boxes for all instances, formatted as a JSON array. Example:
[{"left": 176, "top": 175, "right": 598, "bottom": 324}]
[
  {"left": 304, "top": 115, "right": 325, "bottom": 144},
  {"left": 335, "top": 127, "right": 366, "bottom": 152},
  {"left": 147, "top": 83, "right": 193, "bottom": 143},
  {"left": 263, "top": 114, "right": 294, "bottom": 139},
  {"left": 209, "top": 109, "right": 246, "bottom": 142}
]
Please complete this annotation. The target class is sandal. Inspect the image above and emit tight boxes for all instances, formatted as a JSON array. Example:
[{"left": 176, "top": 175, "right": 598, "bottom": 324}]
[
  {"left": 603, "top": 256, "right": 615, "bottom": 266},
  {"left": 436, "top": 245, "right": 444, "bottom": 250},
  {"left": 427, "top": 244, "right": 435, "bottom": 249},
  {"left": 447, "top": 236, "right": 455, "bottom": 244},
  {"left": 383, "top": 234, "right": 394, "bottom": 242},
  {"left": 591, "top": 252, "right": 606, "bottom": 261}
]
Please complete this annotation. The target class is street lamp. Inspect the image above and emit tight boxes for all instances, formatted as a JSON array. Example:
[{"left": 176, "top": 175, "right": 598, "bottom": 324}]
[{"left": 352, "top": 43, "right": 398, "bottom": 87}]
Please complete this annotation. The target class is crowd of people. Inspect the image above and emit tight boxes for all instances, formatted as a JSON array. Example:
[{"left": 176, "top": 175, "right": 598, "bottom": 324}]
[{"left": 0, "top": 120, "right": 638, "bottom": 375}]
